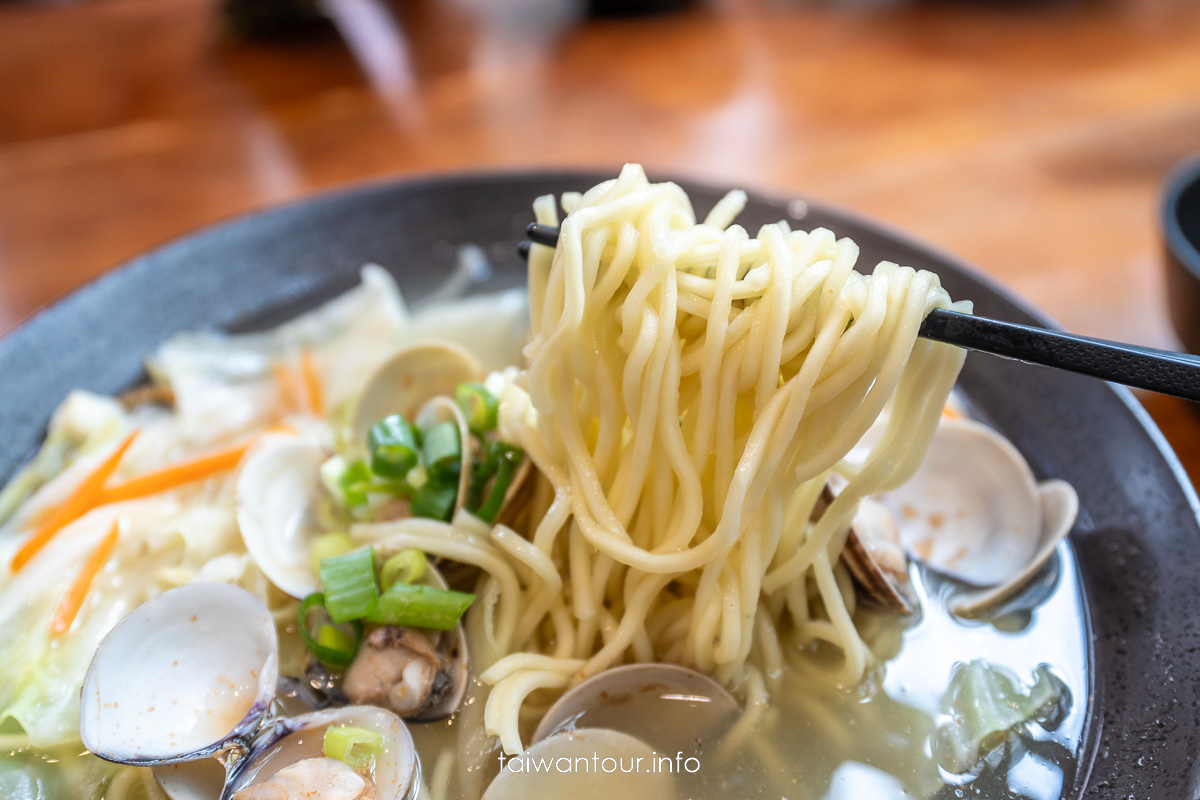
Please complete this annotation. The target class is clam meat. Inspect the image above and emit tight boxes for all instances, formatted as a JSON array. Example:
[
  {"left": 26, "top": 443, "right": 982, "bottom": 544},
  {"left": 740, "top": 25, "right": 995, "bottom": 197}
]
[
  {"left": 232, "top": 757, "right": 368, "bottom": 800},
  {"left": 222, "top": 706, "right": 420, "bottom": 800},
  {"left": 341, "top": 561, "right": 470, "bottom": 722},
  {"left": 344, "top": 626, "right": 458, "bottom": 719}
]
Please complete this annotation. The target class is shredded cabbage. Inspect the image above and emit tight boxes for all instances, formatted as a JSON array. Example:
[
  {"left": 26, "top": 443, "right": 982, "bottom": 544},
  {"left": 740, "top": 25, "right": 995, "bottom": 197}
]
[
  {"left": 0, "top": 267, "right": 531, "bottom": 752},
  {"left": 934, "top": 659, "right": 1069, "bottom": 775}
]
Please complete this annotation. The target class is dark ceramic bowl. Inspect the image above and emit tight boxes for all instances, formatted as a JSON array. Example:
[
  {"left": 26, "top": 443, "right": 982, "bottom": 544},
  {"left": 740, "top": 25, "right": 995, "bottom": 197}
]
[
  {"left": 1164, "top": 154, "right": 1200, "bottom": 355},
  {"left": 2, "top": 170, "right": 1199, "bottom": 798}
]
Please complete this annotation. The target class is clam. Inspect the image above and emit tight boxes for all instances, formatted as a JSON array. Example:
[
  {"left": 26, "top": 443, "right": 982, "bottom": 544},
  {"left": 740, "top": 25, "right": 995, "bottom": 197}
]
[
  {"left": 153, "top": 758, "right": 227, "bottom": 800},
  {"left": 349, "top": 340, "right": 533, "bottom": 525},
  {"left": 79, "top": 583, "right": 424, "bottom": 800},
  {"left": 866, "top": 417, "right": 1079, "bottom": 615},
  {"left": 484, "top": 728, "right": 675, "bottom": 800},
  {"left": 841, "top": 501, "right": 918, "bottom": 615},
  {"left": 222, "top": 706, "right": 420, "bottom": 800},
  {"left": 949, "top": 479, "right": 1078, "bottom": 616},
  {"left": 532, "top": 663, "right": 740, "bottom": 756},
  {"left": 342, "top": 561, "right": 470, "bottom": 722},
  {"left": 819, "top": 483, "right": 917, "bottom": 615},
  {"left": 80, "top": 583, "right": 278, "bottom": 765},
  {"left": 236, "top": 432, "right": 329, "bottom": 599},
  {"left": 351, "top": 341, "right": 485, "bottom": 447}
]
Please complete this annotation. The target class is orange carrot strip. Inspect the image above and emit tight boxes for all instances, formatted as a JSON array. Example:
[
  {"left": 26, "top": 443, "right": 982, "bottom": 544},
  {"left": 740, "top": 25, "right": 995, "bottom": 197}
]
[
  {"left": 27, "top": 505, "right": 56, "bottom": 529},
  {"left": 300, "top": 349, "right": 324, "bottom": 416},
  {"left": 94, "top": 440, "right": 253, "bottom": 506},
  {"left": 50, "top": 520, "right": 120, "bottom": 635},
  {"left": 10, "top": 431, "right": 138, "bottom": 573}
]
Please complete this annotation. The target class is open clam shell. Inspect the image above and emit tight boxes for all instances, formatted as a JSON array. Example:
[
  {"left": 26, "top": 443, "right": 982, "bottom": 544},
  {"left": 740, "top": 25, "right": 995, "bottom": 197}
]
[
  {"left": 950, "top": 479, "right": 1079, "bottom": 616},
  {"left": 352, "top": 341, "right": 485, "bottom": 447},
  {"left": 80, "top": 583, "right": 278, "bottom": 765},
  {"left": 820, "top": 483, "right": 916, "bottom": 615},
  {"left": 842, "top": 499, "right": 918, "bottom": 615},
  {"left": 153, "top": 759, "right": 228, "bottom": 800},
  {"left": 222, "top": 706, "right": 421, "bottom": 800},
  {"left": 532, "top": 663, "right": 739, "bottom": 756},
  {"left": 834, "top": 412, "right": 1080, "bottom": 615},
  {"left": 236, "top": 431, "right": 329, "bottom": 599},
  {"left": 880, "top": 418, "right": 1043, "bottom": 586},
  {"left": 864, "top": 417, "right": 1080, "bottom": 614}
]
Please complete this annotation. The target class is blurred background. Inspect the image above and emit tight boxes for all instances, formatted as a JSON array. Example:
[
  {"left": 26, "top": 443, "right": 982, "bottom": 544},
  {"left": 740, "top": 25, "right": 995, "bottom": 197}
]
[{"left": 0, "top": 0, "right": 1198, "bottom": 474}]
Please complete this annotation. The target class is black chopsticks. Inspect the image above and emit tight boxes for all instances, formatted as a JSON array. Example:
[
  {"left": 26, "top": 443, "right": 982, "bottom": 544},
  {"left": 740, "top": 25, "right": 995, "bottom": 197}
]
[{"left": 522, "top": 223, "right": 1200, "bottom": 402}]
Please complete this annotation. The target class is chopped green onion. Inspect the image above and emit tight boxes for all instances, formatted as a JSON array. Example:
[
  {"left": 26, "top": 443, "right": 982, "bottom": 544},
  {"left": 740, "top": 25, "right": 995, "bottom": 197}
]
[
  {"left": 405, "top": 463, "right": 427, "bottom": 490},
  {"left": 366, "top": 583, "right": 475, "bottom": 630},
  {"left": 324, "top": 725, "right": 384, "bottom": 770},
  {"left": 317, "top": 624, "right": 356, "bottom": 654},
  {"left": 321, "top": 455, "right": 411, "bottom": 512},
  {"left": 455, "top": 383, "right": 499, "bottom": 432},
  {"left": 380, "top": 549, "right": 427, "bottom": 591},
  {"left": 410, "top": 480, "right": 458, "bottom": 521},
  {"left": 298, "top": 593, "right": 361, "bottom": 667},
  {"left": 421, "top": 421, "right": 461, "bottom": 482},
  {"left": 337, "top": 459, "right": 376, "bottom": 508},
  {"left": 464, "top": 438, "right": 502, "bottom": 511},
  {"left": 474, "top": 445, "right": 524, "bottom": 524},
  {"left": 319, "top": 547, "right": 379, "bottom": 622},
  {"left": 368, "top": 415, "right": 420, "bottom": 479},
  {"left": 309, "top": 532, "right": 356, "bottom": 576}
]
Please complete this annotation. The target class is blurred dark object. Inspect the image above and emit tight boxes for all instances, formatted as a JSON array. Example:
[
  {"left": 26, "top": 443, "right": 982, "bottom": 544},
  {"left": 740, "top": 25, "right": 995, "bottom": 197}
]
[
  {"left": 1163, "top": 154, "right": 1200, "bottom": 356},
  {"left": 221, "top": 0, "right": 334, "bottom": 41},
  {"left": 588, "top": 0, "right": 694, "bottom": 17}
]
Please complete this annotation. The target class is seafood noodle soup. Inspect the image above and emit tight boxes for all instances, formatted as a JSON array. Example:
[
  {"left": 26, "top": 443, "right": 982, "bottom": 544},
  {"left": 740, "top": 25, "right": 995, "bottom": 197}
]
[{"left": 0, "top": 166, "right": 1088, "bottom": 800}]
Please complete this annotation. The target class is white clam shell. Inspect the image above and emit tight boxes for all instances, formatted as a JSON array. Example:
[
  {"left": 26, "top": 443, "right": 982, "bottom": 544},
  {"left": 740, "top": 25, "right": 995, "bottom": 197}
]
[
  {"left": 532, "top": 663, "right": 739, "bottom": 755},
  {"left": 153, "top": 758, "right": 228, "bottom": 800},
  {"left": 80, "top": 583, "right": 278, "bottom": 765},
  {"left": 951, "top": 479, "right": 1079, "bottom": 616},
  {"left": 235, "top": 432, "right": 327, "bottom": 599},
  {"left": 873, "top": 417, "right": 1079, "bottom": 613},
  {"left": 222, "top": 706, "right": 421, "bottom": 800},
  {"left": 352, "top": 341, "right": 485, "bottom": 447},
  {"left": 879, "top": 418, "right": 1043, "bottom": 587},
  {"left": 484, "top": 728, "right": 674, "bottom": 800}
]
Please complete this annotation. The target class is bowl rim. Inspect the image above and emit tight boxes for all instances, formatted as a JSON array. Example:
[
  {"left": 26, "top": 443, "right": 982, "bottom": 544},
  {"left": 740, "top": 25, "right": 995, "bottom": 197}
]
[{"left": 1162, "top": 152, "right": 1200, "bottom": 277}]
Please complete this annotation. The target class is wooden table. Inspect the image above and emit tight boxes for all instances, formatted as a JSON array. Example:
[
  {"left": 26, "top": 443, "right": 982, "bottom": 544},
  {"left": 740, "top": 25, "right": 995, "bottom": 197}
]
[{"left": 1, "top": 0, "right": 1198, "bottom": 482}]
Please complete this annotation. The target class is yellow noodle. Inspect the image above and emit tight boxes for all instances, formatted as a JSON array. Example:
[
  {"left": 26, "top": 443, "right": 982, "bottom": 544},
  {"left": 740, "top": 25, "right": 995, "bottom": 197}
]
[{"left": 448, "top": 165, "right": 968, "bottom": 753}]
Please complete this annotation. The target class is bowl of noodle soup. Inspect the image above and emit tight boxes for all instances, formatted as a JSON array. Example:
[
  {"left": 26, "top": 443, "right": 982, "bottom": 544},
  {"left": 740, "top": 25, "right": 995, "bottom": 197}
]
[{"left": 1, "top": 168, "right": 1198, "bottom": 800}]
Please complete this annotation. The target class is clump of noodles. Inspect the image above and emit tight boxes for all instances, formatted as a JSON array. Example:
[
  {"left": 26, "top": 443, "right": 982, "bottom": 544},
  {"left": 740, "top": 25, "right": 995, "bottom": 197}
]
[{"left": 356, "top": 165, "right": 970, "bottom": 758}]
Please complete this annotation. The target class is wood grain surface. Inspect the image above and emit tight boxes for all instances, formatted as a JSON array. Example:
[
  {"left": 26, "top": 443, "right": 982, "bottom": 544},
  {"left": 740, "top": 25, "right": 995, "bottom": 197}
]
[{"left": 1, "top": 0, "right": 1198, "bottom": 481}]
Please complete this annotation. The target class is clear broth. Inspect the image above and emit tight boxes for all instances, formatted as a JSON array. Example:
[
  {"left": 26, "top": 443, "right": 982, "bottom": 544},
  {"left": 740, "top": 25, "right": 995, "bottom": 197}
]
[{"left": 402, "top": 544, "right": 1089, "bottom": 800}]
